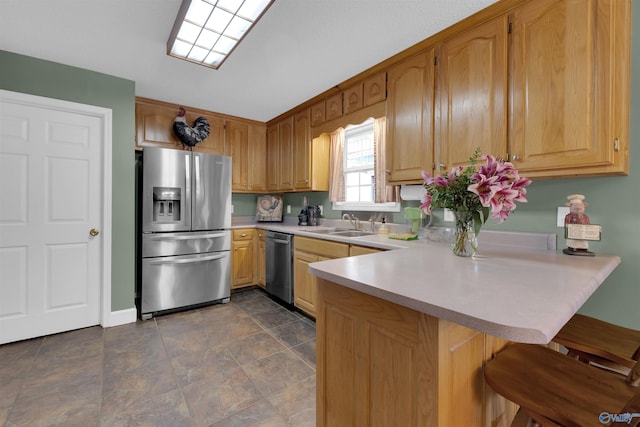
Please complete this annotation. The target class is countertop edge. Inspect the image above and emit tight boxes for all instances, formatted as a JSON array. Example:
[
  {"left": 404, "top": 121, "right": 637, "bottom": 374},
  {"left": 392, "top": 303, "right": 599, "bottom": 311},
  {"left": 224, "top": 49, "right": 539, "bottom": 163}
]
[{"left": 310, "top": 251, "right": 621, "bottom": 344}]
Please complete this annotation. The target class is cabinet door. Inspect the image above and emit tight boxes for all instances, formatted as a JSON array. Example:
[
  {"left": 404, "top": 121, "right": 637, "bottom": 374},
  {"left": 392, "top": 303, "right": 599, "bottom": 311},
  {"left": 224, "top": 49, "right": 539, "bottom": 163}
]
[
  {"left": 232, "top": 240, "right": 254, "bottom": 288},
  {"left": 266, "top": 124, "right": 280, "bottom": 191},
  {"left": 195, "top": 115, "right": 226, "bottom": 155},
  {"left": 293, "top": 250, "right": 319, "bottom": 316},
  {"left": 135, "top": 98, "right": 225, "bottom": 155},
  {"left": 226, "top": 120, "right": 249, "bottom": 192},
  {"left": 248, "top": 123, "right": 267, "bottom": 192},
  {"left": 510, "top": 0, "right": 628, "bottom": 175},
  {"left": 386, "top": 49, "right": 436, "bottom": 184},
  {"left": 294, "top": 109, "right": 312, "bottom": 190},
  {"left": 349, "top": 245, "right": 384, "bottom": 256},
  {"left": 311, "top": 101, "right": 326, "bottom": 127},
  {"left": 136, "top": 100, "right": 182, "bottom": 150},
  {"left": 343, "top": 83, "right": 363, "bottom": 115},
  {"left": 326, "top": 93, "right": 343, "bottom": 121},
  {"left": 278, "top": 117, "right": 294, "bottom": 191},
  {"left": 436, "top": 16, "right": 508, "bottom": 172},
  {"left": 363, "top": 72, "right": 386, "bottom": 107}
]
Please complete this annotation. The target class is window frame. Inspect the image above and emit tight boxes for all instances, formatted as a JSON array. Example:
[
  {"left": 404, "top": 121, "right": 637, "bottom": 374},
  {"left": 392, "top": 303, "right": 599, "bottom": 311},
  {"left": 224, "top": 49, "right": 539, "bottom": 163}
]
[{"left": 331, "top": 118, "right": 401, "bottom": 213}]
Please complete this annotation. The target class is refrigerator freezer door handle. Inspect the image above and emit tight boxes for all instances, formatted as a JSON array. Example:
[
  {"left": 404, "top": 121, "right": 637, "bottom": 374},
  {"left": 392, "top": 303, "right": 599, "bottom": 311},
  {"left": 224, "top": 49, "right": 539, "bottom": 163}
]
[
  {"left": 148, "top": 253, "right": 227, "bottom": 265},
  {"left": 147, "top": 232, "right": 228, "bottom": 241}
]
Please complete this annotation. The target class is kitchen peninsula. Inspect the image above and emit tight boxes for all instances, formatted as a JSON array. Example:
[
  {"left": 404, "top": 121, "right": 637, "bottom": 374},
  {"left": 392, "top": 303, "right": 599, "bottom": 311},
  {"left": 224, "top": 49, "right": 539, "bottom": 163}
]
[{"left": 308, "top": 237, "right": 621, "bottom": 426}]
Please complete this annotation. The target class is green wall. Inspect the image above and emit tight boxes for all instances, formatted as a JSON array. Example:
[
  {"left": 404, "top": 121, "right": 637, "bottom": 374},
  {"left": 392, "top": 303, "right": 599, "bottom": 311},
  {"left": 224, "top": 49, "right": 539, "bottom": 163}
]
[{"left": 0, "top": 50, "right": 136, "bottom": 312}]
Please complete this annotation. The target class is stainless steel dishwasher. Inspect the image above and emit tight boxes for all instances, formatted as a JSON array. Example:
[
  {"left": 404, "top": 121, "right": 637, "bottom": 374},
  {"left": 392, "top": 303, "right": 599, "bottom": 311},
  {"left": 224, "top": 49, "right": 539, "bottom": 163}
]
[{"left": 265, "top": 231, "right": 294, "bottom": 304}]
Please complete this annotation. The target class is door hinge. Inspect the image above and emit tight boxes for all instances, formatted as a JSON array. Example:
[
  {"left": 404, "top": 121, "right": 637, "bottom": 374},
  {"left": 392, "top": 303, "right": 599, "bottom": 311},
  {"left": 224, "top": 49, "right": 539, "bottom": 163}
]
[
  {"left": 433, "top": 56, "right": 437, "bottom": 66},
  {"left": 508, "top": 22, "right": 512, "bottom": 34}
]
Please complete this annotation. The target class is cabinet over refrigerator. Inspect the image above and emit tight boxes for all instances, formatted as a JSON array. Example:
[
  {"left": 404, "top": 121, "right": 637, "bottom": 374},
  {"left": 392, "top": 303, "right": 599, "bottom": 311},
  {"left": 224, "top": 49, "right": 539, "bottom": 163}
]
[{"left": 139, "top": 147, "right": 232, "bottom": 320}]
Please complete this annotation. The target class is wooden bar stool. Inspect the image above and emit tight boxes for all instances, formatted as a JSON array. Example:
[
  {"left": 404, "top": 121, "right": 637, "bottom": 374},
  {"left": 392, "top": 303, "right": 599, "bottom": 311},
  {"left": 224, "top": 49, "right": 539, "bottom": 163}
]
[
  {"left": 484, "top": 343, "right": 640, "bottom": 427},
  {"left": 553, "top": 313, "right": 640, "bottom": 373}
]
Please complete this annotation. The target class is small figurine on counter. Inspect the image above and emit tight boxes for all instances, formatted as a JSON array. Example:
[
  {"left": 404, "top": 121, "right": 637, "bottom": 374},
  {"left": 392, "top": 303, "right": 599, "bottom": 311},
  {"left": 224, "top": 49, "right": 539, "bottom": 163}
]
[{"left": 563, "top": 194, "right": 595, "bottom": 256}]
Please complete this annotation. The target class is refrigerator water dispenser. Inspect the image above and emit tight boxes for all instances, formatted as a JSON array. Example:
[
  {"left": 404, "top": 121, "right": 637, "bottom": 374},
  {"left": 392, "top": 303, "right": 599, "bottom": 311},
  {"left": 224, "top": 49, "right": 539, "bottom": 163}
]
[{"left": 153, "top": 187, "right": 181, "bottom": 223}]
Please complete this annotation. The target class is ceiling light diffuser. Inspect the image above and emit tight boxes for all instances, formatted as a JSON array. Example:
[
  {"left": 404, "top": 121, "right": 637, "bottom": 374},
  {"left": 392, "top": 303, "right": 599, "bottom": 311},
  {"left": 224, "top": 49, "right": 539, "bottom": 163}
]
[{"left": 167, "top": 0, "right": 273, "bottom": 69}]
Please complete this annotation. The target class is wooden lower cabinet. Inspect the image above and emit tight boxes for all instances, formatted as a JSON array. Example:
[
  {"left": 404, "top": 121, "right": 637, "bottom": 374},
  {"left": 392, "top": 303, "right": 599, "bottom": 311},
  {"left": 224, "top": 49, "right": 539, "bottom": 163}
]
[
  {"left": 316, "top": 279, "right": 516, "bottom": 427},
  {"left": 349, "top": 245, "right": 385, "bottom": 256},
  {"left": 293, "top": 236, "right": 349, "bottom": 317},
  {"left": 232, "top": 229, "right": 255, "bottom": 290}
]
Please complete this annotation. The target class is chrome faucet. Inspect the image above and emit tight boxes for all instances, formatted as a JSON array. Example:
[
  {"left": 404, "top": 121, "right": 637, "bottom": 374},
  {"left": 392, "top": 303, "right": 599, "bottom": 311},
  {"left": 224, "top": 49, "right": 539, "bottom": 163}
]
[{"left": 342, "top": 213, "right": 360, "bottom": 230}]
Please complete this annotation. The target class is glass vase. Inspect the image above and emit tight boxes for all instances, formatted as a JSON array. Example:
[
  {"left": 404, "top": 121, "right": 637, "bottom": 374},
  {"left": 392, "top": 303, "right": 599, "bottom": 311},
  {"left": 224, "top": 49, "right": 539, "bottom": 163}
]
[{"left": 452, "top": 210, "right": 477, "bottom": 257}]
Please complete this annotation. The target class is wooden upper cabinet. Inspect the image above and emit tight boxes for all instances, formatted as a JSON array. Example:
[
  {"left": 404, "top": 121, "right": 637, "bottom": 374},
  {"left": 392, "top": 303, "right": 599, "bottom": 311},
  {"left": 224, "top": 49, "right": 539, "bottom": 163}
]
[
  {"left": 266, "top": 124, "right": 279, "bottom": 191},
  {"left": 436, "top": 15, "right": 509, "bottom": 173},
  {"left": 294, "top": 109, "right": 312, "bottom": 190},
  {"left": 510, "top": 0, "right": 630, "bottom": 177},
  {"left": 343, "top": 83, "right": 363, "bottom": 115},
  {"left": 310, "top": 100, "right": 326, "bottom": 127},
  {"left": 278, "top": 116, "right": 294, "bottom": 191},
  {"left": 226, "top": 120, "right": 249, "bottom": 192},
  {"left": 227, "top": 120, "right": 267, "bottom": 193},
  {"left": 326, "top": 93, "right": 343, "bottom": 121},
  {"left": 248, "top": 123, "right": 267, "bottom": 192},
  {"left": 363, "top": 72, "right": 386, "bottom": 107},
  {"left": 385, "top": 49, "right": 436, "bottom": 184},
  {"left": 135, "top": 97, "right": 225, "bottom": 155}
]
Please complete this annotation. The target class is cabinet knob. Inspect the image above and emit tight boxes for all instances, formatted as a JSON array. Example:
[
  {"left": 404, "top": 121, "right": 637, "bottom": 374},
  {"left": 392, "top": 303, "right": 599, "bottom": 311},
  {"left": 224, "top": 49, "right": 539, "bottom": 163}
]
[
  {"left": 240, "top": 233, "right": 247, "bottom": 237},
  {"left": 511, "top": 154, "right": 519, "bottom": 161},
  {"left": 438, "top": 163, "right": 446, "bottom": 170},
  {"left": 89, "top": 228, "right": 100, "bottom": 237},
  {"left": 385, "top": 169, "right": 391, "bottom": 175}
]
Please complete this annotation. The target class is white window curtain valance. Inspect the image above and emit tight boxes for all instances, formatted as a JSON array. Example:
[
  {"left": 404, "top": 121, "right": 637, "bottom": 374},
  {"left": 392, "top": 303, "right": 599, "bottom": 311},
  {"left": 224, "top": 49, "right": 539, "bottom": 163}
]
[{"left": 373, "top": 117, "right": 399, "bottom": 203}]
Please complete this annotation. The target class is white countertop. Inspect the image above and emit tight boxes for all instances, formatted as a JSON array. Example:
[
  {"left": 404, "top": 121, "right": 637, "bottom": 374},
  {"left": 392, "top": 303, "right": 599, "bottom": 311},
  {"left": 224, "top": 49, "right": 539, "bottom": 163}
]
[
  {"left": 309, "top": 240, "right": 620, "bottom": 344},
  {"left": 235, "top": 219, "right": 621, "bottom": 343}
]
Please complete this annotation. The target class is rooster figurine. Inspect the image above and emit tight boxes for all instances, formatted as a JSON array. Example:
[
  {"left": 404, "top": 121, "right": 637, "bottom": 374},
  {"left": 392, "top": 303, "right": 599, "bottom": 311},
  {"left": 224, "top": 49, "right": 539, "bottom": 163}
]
[{"left": 173, "top": 107, "right": 211, "bottom": 150}]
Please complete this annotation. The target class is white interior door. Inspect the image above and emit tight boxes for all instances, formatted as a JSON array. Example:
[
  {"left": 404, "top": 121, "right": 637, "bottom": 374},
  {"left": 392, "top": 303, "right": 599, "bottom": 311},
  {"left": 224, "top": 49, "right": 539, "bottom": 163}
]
[{"left": 0, "top": 90, "right": 109, "bottom": 344}]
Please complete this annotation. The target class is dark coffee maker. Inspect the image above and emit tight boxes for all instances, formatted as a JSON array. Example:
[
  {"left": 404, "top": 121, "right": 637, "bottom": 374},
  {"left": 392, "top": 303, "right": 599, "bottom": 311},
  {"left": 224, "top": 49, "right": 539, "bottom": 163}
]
[
  {"left": 298, "top": 208, "right": 308, "bottom": 226},
  {"left": 308, "top": 206, "right": 321, "bottom": 226}
]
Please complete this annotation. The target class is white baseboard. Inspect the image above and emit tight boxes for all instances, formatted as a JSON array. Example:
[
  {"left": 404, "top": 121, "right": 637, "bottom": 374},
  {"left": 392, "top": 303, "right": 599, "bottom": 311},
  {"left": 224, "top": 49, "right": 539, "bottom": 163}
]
[{"left": 102, "top": 307, "right": 137, "bottom": 327}]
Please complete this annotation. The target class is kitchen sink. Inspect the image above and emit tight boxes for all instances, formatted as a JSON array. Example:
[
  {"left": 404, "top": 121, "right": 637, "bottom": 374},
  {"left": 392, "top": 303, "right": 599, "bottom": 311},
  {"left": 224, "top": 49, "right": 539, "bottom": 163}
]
[
  {"left": 329, "top": 230, "right": 376, "bottom": 237},
  {"left": 303, "top": 227, "right": 351, "bottom": 234},
  {"left": 303, "top": 228, "right": 376, "bottom": 237}
]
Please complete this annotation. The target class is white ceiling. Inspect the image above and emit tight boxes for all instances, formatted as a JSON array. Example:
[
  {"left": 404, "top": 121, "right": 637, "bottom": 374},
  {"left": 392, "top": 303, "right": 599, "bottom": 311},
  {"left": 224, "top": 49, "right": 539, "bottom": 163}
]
[{"left": 0, "top": 0, "right": 497, "bottom": 122}]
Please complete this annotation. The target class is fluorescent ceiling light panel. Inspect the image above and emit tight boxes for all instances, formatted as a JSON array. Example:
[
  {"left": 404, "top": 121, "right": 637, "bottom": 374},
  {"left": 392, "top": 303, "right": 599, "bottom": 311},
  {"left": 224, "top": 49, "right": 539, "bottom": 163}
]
[{"left": 167, "top": 0, "right": 273, "bottom": 69}]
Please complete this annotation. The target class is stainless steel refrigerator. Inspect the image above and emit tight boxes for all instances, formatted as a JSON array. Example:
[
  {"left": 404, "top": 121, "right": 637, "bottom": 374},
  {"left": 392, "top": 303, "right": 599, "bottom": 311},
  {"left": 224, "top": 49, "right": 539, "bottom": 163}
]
[{"left": 140, "top": 147, "right": 232, "bottom": 320}]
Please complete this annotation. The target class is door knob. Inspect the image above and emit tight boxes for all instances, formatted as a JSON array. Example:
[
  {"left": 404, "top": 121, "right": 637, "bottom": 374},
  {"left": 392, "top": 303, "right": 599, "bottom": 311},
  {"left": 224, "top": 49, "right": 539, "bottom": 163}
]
[{"left": 89, "top": 228, "right": 100, "bottom": 237}]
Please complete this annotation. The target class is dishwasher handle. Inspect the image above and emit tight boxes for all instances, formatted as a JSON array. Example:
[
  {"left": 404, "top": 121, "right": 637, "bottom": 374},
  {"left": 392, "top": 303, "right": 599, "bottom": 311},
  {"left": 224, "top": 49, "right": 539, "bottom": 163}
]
[{"left": 272, "top": 238, "right": 291, "bottom": 244}]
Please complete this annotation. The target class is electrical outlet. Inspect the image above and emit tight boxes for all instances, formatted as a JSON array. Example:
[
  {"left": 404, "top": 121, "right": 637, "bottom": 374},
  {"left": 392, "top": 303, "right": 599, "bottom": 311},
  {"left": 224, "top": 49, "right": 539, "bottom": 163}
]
[
  {"left": 557, "top": 207, "right": 570, "bottom": 227},
  {"left": 318, "top": 205, "right": 323, "bottom": 215},
  {"left": 444, "top": 208, "right": 454, "bottom": 222},
  {"left": 287, "top": 205, "right": 291, "bottom": 214},
  {"left": 231, "top": 204, "right": 234, "bottom": 214}
]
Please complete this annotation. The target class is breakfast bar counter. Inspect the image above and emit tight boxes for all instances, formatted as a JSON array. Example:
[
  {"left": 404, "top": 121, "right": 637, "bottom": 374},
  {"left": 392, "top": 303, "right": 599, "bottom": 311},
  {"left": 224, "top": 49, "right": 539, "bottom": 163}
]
[
  {"left": 309, "top": 240, "right": 621, "bottom": 344},
  {"left": 309, "top": 237, "right": 621, "bottom": 426}
]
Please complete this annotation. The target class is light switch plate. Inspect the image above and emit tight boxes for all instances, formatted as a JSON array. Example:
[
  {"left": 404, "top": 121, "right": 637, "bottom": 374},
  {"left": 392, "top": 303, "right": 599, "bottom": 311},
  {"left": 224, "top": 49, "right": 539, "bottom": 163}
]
[
  {"left": 287, "top": 205, "right": 291, "bottom": 214},
  {"left": 557, "top": 207, "right": 570, "bottom": 227}
]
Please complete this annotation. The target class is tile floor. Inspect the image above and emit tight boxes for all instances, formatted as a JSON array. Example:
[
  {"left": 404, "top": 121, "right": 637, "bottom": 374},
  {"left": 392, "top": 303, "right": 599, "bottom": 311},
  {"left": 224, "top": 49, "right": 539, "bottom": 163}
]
[{"left": 0, "top": 288, "right": 316, "bottom": 427}]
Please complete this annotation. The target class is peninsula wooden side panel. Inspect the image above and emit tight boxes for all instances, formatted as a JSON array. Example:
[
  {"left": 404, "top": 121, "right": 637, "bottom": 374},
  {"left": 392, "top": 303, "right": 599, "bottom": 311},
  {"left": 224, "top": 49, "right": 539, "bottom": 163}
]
[{"left": 316, "top": 278, "right": 516, "bottom": 427}]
